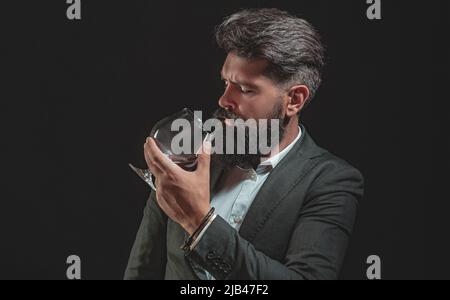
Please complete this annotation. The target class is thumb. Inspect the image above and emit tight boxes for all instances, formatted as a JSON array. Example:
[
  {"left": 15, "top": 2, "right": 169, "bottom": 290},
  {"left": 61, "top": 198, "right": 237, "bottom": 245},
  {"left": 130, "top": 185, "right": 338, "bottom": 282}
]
[{"left": 196, "top": 140, "right": 211, "bottom": 175}]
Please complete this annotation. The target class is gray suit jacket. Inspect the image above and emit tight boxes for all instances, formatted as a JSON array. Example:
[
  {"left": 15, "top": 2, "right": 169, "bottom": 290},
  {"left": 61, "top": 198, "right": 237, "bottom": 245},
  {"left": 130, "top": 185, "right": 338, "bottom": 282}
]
[{"left": 124, "top": 126, "right": 364, "bottom": 280}]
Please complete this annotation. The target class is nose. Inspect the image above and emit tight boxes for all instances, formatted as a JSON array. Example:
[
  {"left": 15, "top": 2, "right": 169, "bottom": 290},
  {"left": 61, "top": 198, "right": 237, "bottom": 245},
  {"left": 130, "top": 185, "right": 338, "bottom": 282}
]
[{"left": 218, "top": 86, "right": 236, "bottom": 112}]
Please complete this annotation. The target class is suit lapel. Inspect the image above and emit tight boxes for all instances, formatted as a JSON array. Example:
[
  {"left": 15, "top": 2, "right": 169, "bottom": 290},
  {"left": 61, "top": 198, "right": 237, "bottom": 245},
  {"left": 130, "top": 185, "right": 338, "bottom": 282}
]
[
  {"left": 209, "top": 159, "right": 226, "bottom": 196},
  {"left": 238, "top": 126, "right": 324, "bottom": 242}
]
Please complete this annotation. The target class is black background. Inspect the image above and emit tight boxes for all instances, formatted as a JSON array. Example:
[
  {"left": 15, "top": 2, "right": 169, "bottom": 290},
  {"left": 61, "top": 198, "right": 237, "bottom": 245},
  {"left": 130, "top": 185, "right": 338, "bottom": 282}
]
[{"left": 1, "top": 0, "right": 448, "bottom": 279}]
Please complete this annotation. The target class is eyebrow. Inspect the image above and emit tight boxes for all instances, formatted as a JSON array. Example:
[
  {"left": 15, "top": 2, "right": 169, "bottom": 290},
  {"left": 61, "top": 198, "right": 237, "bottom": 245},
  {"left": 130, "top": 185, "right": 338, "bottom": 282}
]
[{"left": 221, "top": 72, "right": 258, "bottom": 89}]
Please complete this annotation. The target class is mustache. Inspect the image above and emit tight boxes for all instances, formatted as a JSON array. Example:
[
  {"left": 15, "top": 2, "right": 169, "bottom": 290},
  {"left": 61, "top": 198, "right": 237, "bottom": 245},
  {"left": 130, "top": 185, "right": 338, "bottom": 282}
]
[{"left": 212, "top": 107, "right": 244, "bottom": 121}]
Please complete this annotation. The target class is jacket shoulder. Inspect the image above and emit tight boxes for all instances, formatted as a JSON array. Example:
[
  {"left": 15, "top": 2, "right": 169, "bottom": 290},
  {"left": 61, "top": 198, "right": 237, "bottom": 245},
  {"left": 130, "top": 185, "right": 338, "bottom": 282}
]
[{"left": 299, "top": 131, "right": 364, "bottom": 196}]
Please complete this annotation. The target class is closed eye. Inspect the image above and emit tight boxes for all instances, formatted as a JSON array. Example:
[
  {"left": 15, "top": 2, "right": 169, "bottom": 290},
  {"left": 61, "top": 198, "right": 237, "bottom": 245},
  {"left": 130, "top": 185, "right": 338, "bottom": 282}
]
[
  {"left": 223, "top": 78, "right": 254, "bottom": 94},
  {"left": 240, "top": 88, "right": 253, "bottom": 94}
]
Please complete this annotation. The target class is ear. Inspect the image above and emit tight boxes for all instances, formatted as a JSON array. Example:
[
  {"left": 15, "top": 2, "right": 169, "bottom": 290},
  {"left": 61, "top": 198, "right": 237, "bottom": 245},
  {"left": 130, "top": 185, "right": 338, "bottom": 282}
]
[{"left": 286, "top": 85, "right": 310, "bottom": 117}]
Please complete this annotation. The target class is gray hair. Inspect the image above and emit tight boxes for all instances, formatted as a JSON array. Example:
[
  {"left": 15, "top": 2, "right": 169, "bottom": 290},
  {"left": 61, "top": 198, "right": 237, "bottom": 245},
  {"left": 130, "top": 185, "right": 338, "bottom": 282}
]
[{"left": 215, "top": 8, "right": 325, "bottom": 103}]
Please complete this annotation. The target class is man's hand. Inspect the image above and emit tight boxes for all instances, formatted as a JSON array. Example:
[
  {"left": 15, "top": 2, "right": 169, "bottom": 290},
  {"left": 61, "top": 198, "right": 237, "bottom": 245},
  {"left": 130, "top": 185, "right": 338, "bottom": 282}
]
[{"left": 143, "top": 137, "right": 212, "bottom": 235}]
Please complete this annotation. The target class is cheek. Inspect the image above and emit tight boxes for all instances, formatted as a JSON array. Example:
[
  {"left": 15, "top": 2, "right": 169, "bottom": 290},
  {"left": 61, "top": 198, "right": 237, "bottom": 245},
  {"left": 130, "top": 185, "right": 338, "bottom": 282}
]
[
  {"left": 239, "top": 94, "right": 281, "bottom": 119},
  {"left": 236, "top": 100, "right": 264, "bottom": 119}
]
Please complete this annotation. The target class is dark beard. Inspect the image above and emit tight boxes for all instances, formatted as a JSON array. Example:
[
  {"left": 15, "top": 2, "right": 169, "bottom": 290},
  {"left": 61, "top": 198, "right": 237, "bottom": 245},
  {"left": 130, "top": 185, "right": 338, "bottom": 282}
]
[{"left": 210, "top": 104, "right": 286, "bottom": 170}]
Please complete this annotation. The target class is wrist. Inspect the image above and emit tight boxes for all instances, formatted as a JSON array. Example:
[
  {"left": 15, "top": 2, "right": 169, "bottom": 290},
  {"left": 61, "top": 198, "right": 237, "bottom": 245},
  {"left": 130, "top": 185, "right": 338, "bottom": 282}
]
[
  {"left": 181, "top": 207, "right": 216, "bottom": 252},
  {"left": 184, "top": 207, "right": 211, "bottom": 235}
]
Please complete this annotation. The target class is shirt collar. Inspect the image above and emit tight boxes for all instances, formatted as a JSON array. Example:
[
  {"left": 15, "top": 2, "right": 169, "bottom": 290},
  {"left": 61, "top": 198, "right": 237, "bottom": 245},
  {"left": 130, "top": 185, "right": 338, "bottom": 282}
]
[{"left": 255, "top": 125, "right": 303, "bottom": 174}]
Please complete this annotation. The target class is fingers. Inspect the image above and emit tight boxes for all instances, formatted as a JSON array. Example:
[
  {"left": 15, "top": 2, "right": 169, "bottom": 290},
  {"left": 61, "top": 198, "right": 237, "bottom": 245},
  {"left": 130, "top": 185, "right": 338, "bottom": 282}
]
[
  {"left": 144, "top": 137, "right": 183, "bottom": 180},
  {"left": 196, "top": 140, "right": 211, "bottom": 176},
  {"left": 144, "top": 139, "right": 164, "bottom": 177},
  {"left": 147, "top": 138, "right": 179, "bottom": 173},
  {"left": 154, "top": 176, "right": 159, "bottom": 190}
]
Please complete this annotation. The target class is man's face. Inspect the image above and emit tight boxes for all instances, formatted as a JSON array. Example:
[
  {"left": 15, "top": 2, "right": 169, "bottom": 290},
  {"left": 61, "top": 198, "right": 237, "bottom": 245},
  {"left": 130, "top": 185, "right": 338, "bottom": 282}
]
[
  {"left": 218, "top": 52, "right": 286, "bottom": 120},
  {"left": 212, "top": 52, "right": 288, "bottom": 169}
]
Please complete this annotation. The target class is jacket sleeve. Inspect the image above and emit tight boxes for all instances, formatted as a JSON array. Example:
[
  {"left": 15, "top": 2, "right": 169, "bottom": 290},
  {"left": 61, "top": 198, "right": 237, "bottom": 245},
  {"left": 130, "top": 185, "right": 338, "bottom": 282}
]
[
  {"left": 124, "top": 192, "right": 168, "bottom": 280},
  {"left": 185, "top": 164, "right": 364, "bottom": 280}
]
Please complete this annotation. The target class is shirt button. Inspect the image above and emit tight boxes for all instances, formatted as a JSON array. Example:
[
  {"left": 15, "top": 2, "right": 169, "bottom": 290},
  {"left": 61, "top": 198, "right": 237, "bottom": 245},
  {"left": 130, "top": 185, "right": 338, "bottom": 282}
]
[{"left": 233, "top": 216, "right": 242, "bottom": 224}]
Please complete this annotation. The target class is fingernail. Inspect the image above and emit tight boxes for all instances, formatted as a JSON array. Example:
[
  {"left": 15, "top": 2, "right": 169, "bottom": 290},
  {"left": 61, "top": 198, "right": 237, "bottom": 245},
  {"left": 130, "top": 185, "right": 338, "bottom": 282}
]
[{"left": 204, "top": 141, "right": 212, "bottom": 155}]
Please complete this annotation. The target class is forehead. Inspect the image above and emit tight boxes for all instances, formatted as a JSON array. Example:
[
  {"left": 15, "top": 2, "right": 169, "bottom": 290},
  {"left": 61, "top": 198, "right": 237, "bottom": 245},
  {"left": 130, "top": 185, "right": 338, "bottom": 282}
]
[{"left": 221, "top": 52, "right": 270, "bottom": 80}]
